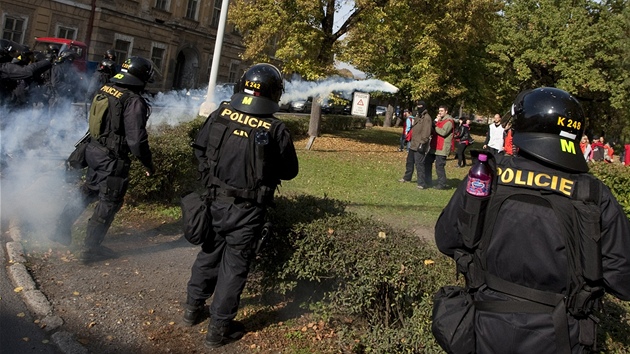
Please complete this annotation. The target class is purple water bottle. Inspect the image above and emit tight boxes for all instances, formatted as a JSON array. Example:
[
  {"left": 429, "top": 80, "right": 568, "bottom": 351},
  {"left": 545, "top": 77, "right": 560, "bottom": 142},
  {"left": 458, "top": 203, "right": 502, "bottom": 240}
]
[{"left": 466, "top": 153, "right": 492, "bottom": 197}]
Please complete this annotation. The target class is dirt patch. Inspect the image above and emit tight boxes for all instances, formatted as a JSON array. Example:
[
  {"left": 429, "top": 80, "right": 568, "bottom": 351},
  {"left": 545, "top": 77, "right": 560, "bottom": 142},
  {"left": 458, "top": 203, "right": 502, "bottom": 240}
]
[{"left": 22, "top": 210, "right": 344, "bottom": 353}]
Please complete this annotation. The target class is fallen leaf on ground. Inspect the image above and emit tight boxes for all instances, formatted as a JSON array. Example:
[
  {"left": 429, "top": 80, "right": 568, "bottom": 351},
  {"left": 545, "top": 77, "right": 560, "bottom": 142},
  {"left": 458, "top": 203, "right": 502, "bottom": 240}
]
[
  {"left": 88, "top": 322, "right": 97, "bottom": 328},
  {"left": 17, "top": 312, "right": 25, "bottom": 317},
  {"left": 14, "top": 287, "right": 23, "bottom": 293}
]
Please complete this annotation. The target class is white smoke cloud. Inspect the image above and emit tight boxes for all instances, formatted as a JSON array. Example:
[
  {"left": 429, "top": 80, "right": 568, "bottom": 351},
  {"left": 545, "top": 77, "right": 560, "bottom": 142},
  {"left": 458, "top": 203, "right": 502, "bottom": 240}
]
[
  {"left": 1, "top": 75, "right": 397, "bottom": 244},
  {"left": 1, "top": 100, "right": 87, "bottom": 242}
]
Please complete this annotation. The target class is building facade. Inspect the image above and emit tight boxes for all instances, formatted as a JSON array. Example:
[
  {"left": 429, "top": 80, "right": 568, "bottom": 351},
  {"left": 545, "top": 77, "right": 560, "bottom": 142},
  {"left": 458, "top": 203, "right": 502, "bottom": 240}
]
[{"left": 1, "top": 0, "right": 247, "bottom": 93}]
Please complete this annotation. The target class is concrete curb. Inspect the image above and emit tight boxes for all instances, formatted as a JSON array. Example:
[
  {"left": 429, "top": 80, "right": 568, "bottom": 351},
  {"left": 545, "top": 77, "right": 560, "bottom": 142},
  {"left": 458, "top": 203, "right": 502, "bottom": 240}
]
[{"left": 4, "top": 218, "right": 88, "bottom": 354}]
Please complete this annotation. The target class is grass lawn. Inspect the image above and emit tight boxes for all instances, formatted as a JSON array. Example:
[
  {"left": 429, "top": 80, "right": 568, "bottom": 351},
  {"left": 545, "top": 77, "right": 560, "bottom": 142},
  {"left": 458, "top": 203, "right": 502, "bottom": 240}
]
[{"left": 280, "top": 126, "right": 480, "bottom": 237}]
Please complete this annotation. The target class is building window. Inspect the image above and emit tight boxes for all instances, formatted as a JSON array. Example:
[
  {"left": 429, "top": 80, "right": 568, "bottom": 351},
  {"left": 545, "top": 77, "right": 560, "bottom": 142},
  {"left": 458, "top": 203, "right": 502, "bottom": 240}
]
[
  {"left": 186, "top": 0, "right": 198, "bottom": 20},
  {"left": 56, "top": 26, "right": 77, "bottom": 40},
  {"left": 114, "top": 39, "right": 131, "bottom": 66},
  {"left": 151, "top": 45, "right": 166, "bottom": 70},
  {"left": 155, "top": 0, "right": 169, "bottom": 11},
  {"left": 211, "top": 0, "right": 221, "bottom": 28},
  {"left": 228, "top": 62, "right": 239, "bottom": 83},
  {"left": 2, "top": 15, "right": 26, "bottom": 43}
]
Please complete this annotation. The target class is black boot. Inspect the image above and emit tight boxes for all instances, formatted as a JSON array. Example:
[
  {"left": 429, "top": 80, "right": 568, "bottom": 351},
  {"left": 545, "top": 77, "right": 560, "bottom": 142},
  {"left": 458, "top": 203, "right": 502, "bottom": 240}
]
[
  {"left": 77, "top": 245, "right": 118, "bottom": 264},
  {"left": 204, "top": 321, "right": 245, "bottom": 348},
  {"left": 182, "top": 305, "right": 203, "bottom": 326}
]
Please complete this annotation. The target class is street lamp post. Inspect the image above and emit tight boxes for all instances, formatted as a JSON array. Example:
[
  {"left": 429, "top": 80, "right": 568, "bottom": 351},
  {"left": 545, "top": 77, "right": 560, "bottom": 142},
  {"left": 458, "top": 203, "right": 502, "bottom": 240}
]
[{"left": 198, "top": 0, "right": 230, "bottom": 117}]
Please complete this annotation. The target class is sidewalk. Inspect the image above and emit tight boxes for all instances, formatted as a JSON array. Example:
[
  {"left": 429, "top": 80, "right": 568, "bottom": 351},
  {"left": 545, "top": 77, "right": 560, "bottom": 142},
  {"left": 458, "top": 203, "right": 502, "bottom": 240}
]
[{"left": 5, "top": 216, "right": 253, "bottom": 354}]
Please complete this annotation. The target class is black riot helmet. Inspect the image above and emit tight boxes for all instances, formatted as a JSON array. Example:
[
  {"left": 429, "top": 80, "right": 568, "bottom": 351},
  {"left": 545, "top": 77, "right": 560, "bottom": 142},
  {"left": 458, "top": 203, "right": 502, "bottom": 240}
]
[
  {"left": 98, "top": 59, "right": 116, "bottom": 75},
  {"left": 0, "top": 39, "right": 13, "bottom": 63},
  {"left": 511, "top": 87, "right": 588, "bottom": 173},
  {"left": 56, "top": 50, "right": 79, "bottom": 64},
  {"left": 0, "top": 39, "right": 23, "bottom": 63},
  {"left": 105, "top": 49, "right": 116, "bottom": 61},
  {"left": 110, "top": 56, "right": 155, "bottom": 87},
  {"left": 231, "top": 63, "right": 284, "bottom": 115}
]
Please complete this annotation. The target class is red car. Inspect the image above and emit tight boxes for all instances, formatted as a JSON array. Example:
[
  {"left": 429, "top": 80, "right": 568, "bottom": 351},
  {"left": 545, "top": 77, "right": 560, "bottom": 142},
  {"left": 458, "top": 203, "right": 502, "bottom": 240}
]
[{"left": 32, "top": 37, "right": 88, "bottom": 72}]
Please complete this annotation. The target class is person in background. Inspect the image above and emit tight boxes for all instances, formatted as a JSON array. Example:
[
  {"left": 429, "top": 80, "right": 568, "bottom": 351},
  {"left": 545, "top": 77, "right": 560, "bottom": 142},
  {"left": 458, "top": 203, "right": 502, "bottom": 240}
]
[
  {"left": 454, "top": 118, "right": 473, "bottom": 167},
  {"left": 580, "top": 135, "right": 591, "bottom": 161},
  {"left": 85, "top": 59, "right": 116, "bottom": 101},
  {"left": 590, "top": 135, "right": 605, "bottom": 161},
  {"left": 53, "top": 57, "right": 156, "bottom": 264},
  {"left": 425, "top": 105, "right": 454, "bottom": 190},
  {"left": 604, "top": 142, "right": 614, "bottom": 163},
  {"left": 483, "top": 113, "right": 505, "bottom": 154},
  {"left": 398, "top": 109, "right": 412, "bottom": 152},
  {"left": 399, "top": 101, "right": 432, "bottom": 188},
  {"left": 503, "top": 121, "right": 515, "bottom": 155}
]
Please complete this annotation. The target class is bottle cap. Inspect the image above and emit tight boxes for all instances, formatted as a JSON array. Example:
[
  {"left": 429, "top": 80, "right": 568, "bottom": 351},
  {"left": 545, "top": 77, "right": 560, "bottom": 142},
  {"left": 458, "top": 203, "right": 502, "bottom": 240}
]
[{"left": 479, "top": 153, "right": 488, "bottom": 162}]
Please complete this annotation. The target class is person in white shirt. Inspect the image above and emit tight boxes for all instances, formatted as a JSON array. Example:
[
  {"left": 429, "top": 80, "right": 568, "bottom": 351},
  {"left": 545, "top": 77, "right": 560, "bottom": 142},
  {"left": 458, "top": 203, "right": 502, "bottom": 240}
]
[{"left": 483, "top": 113, "right": 505, "bottom": 154}]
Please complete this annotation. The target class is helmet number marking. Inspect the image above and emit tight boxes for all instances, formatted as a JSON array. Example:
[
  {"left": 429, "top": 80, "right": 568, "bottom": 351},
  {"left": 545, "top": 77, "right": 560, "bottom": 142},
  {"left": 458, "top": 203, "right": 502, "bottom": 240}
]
[
  {"left": 245, "top": 80, "right": 261, "bottom": 89},
  {"left": 557, "top": 116, "right": 581, "bottom": 130}
]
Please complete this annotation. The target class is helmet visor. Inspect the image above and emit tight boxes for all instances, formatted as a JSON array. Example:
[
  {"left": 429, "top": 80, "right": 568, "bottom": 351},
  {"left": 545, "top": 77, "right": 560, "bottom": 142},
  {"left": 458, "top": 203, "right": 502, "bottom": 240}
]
[
  {"left": 513, "top": 132, "right": 589, "bottom": 173},
  {"left": 230, "top": 93, "right": 280, "bottom": 115}
]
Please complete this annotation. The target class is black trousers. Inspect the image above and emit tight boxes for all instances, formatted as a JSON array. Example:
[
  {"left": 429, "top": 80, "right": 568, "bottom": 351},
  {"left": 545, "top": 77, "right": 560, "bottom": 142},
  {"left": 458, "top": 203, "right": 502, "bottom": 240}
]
[
  {"left": 456, "top": 142, "right": 470, "bottom": 167},
  {"left": 186, "top": 199, "right": 265, "bottom": 327},
  {"left": 403, "top": 149, "right": 429, "bottom": 187},
  {"left": 425, "top": 153, "right": 447, "bottom": 188},
  {"left": 57, "top": 143, "right": 129, "bottom": 248}
]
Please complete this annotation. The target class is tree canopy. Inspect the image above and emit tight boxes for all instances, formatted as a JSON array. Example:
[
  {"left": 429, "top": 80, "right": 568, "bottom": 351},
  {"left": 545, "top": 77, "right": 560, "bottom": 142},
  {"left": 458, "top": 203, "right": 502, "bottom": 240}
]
[{"left": 229, "top": 0, "right": 630, "bottom": 141}]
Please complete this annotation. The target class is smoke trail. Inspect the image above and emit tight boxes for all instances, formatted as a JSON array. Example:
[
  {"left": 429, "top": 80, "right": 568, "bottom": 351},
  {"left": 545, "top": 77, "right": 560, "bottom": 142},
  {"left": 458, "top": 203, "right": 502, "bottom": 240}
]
[
  {"left": 148, "top": 77, "right": 399, "bottom": 126},
  {"left": 280, "top": 76, "right": 399, "bottom": 104}
]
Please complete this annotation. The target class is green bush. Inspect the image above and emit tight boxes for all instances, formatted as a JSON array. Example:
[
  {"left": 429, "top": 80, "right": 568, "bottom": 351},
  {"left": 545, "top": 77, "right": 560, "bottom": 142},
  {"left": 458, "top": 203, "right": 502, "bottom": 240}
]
[
  {"left": 127, "top": 117, "right": 205, "bottom": 203},
  {"left": 589, "top": 162, "right": 630, "bottom": 218},
  {"left": 249, "top": 194, "right": 455, "bottom": 352}
]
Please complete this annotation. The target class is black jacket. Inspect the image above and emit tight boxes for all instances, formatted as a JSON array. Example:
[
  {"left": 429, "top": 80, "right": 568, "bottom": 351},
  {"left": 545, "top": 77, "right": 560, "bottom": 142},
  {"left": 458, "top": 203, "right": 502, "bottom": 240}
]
[
  {"left": 435, "top": 154, "right": 630, "bottom": 353},
  {"left": 0, "top": 60, "right": 51, "bottom": 103},
  {"left": 194, "top": 103, "right": 299, "bottom": 193},
  {"left": 88, "top": 84, "right": 153, "bottom": 173}
]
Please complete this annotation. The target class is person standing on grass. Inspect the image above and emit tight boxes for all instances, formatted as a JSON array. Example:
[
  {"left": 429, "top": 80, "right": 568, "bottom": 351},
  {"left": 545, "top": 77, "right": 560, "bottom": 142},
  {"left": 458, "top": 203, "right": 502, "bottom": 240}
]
[
  {"left": 454, "top": 118, "right": 473, "bottom": 167},
  {"left": 425, "top": 105, "right": 454, "bottom": 190},
  {"left": 182, "top": 63, "right": 299, "bottom": 349},
  {"left": 483, "top": 113, "right": 505, "bottom": 154},
  {"left": 399, "top": 101, "right": 432, "bottom": 188}
]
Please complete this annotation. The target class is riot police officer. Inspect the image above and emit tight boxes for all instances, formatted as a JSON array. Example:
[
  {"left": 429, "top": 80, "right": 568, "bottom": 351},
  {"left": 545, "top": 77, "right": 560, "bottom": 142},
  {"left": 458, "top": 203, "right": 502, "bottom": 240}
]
[
  {"left": 85, "top": 59, "right": 116, "bottom": 101},
  {"left": 53, "top": 56, "right": 156, "bottom": 263},
  {"left": 0, "top": 39, "right": 51, "bottom": 107},
  {"left": 182, "top": 63, "right": 299, "bottom": 348},
  {"left": 434, "top": 87, "right": 630, "bottom": 353}
]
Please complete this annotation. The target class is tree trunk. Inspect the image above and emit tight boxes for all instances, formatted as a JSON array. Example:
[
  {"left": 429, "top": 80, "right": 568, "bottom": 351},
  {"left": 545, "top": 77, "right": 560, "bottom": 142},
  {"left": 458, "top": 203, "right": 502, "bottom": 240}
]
[
  {"left": 384, "top": 103, "right": 394, "bottom": 127},
  {"left": 306, "top": 95, "right": 323, "bottom": 150}
]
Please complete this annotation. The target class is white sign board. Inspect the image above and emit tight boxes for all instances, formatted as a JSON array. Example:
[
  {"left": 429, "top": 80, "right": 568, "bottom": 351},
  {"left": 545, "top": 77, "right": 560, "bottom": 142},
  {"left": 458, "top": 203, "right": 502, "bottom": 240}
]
[{"left": 351, "top": 92, "right": 370, "bottom": 117}]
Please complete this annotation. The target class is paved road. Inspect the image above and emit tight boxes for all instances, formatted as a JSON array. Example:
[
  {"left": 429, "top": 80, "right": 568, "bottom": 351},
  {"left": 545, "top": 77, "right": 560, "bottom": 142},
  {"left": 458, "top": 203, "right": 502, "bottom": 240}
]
[{"left": 0, "top": 234, "right": 62, "bottom": 353}]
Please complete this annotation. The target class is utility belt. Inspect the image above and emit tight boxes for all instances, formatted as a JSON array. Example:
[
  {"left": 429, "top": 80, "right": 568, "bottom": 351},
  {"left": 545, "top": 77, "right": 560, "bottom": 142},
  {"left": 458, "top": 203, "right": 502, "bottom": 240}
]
[
  {"left": 208, "top": 177, "right": 276, "bottom": 206},
  {"left": 93, "top": 133, "right": 129, "bottom": 158}
]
